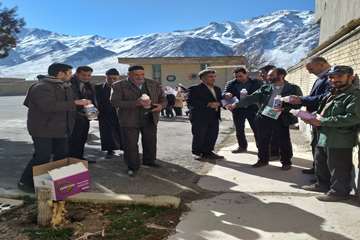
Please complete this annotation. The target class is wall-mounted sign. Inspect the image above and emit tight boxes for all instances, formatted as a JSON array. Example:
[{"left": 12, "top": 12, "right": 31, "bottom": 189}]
[{"left": 166, "top": 75, "right": 176, "bottom": 82}]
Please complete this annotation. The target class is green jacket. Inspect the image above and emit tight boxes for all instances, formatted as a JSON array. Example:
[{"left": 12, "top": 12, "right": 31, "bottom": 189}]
[
  {"left": 235, "top": 81, "right": 303, "bottom": 126},
  {"left": 317, "top": 85, "right": 360, "bottom": 148}
]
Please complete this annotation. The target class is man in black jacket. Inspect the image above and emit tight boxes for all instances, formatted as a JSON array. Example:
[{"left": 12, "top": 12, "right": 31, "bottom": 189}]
[
  {"left": 68, "top": 66, "right": 97, "bottom": 163},
  {"left": 187, "top": 69, "right": 224, "bottom": 160},
  {"left": 288, "top": 57, "right": 331, "bottom": 174},
  {"left": 228, "top": 68, "right": 303, "bottom": 170},
  {"left": 18, "top": 63, "right": 91, "bottom": 192},
  {"left": 223, "top": 67, "right": 262, "bottom": 153},
  {"left": 95, "top": 68, "right": 123, "bottom": 159}
]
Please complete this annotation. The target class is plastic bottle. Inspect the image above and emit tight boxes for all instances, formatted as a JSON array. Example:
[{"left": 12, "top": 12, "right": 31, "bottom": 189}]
[
  {"left": 273, "top": 95, "right": 282, "bottom": 109},
  {"left": 141, "top": 94, "right": 151, "bottom": 109},
  {"left": 83, "top": 104, "right": 98, "bottom": 121},
  {"left": 240, "top": 88, "right": 248, "bottom": 99}
]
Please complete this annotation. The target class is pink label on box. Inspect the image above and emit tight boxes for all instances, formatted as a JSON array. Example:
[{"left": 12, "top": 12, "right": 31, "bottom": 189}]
[{"left": 53, "top": 171, "right": 90, "bottom": 200}]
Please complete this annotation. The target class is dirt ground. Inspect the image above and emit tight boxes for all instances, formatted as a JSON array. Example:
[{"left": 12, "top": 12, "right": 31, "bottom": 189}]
[{"left": 0, "top": 197, "right": 182, "bottom": 240}]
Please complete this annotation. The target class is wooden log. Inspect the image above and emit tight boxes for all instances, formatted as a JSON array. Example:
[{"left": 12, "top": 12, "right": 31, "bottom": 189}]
[{"left": 36, "top": 187, "right": 53, "bottom": 227}]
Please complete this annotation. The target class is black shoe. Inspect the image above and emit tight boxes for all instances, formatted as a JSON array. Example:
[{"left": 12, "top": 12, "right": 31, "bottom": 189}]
[
  {"left": 105, "top": 150, "right": 116, "bottom": 159},
  {"left": 302, "top": 168, "right": 315, "bottom": 174},
  {"left": 252, "top": 161, "right": 268, "bottom": 168},
  {"left": 204, "top": 152, "right": 224, "bottom": 160},
  {"left": 309, "top": 178, "right": 317, "bottom": 184},
  {"left": 231, "top": 147, "right": 247, "bottom": 154},
  {"left": 281, "top": 164, "right": 292, "bottom": 171},
  {"left": 143, "top": 162, "right": 161, "bottom": 168},
  {"left": 17, "top": 181, "right": 35, "bottom": 193},
  {"left": 316, "top": 193, "right": 350, "bottom": 202},
  {"left": 192, "top": 151, "right": 203, "bottom": 156}
]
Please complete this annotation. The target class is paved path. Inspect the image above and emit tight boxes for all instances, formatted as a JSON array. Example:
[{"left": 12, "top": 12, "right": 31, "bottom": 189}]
[
  {"left": 169, "top": 130, "right": 360, "bottom": 240},
  {"left": 0, "top": 96, "right": 233, "bottom": 198}
]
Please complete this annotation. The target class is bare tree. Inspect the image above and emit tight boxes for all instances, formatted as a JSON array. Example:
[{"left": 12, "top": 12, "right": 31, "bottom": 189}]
[
  {"left": 244, "top": 52, "right": 267, "bottom": 72},
  {"left": 0, "top": 3, "right": 25, "bottom": 58}
]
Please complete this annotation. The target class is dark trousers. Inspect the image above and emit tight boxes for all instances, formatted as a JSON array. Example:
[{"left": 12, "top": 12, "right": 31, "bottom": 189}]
[
  {"left": 310, "top": 127, "right": 319, "bottom": 167},
  {"left": 20, "top": 137, "right": 68, "bottom": 188},
  {"left": 232, "top": 108, "right": 258, "bottom": 149},
  {"left": 121, "top": 123, "right": 157, "bottom": 171},
  {"left": 69, "top": 116, "right": 90, "bottom": 159},
  {"left": 191, "top": 118, "right": 219, "bottom": 155},
  {"left": 174, "top": 107, "right": 183, "bottom": 116},
  {"left": 257, "top": 116, "right": 293, "bottom": 165},
  {"left": 315, "top": 147, "right": 353, "bottom": 196},
  {"left": 270, "top": 134, "right": 280, "bottom": 156},
  {"left": 165, "top": 106, "right": 175, "bottom": 118}
]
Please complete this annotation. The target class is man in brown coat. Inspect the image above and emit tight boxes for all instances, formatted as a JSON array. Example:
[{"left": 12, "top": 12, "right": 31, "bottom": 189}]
[
  {"left": 111, "top": 65, "right": 166, "bottom": 177},
  {"left": 18, "top": 63, "right": 91, "bottom": 192}
]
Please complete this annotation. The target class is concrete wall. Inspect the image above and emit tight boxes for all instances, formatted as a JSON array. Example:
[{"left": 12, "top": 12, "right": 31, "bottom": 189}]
[
  {"left": 315, "top": 0, "right": 360, "bottom": 43},
  {"left": 286, "top": 29, "right": 360, "bottom": 140}
]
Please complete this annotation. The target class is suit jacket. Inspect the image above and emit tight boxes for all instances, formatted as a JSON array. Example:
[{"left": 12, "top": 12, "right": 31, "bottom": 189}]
[
  {"left": 223, "top": 78, "right": 262, "bottom": 111},
  {"left": 110, "top": 78, "right": 166, "bottom": 127},
  {"left": 24, "top": 76, "right": 76, "bottom": 138},
  {"left": 70, "top": 76, "right": 97, "bottom": 119},
  {"left": 187, "top": 83, "right": 222, "bottom": 122},
  {"left": 95, "top": 83, "right": 119, "bottom": 124},
  {"left": 300, "top": 70, "right": 331, "bottom": 112},
  {"left": 236, "top": 81, "right": 303, "bottom": 126}
]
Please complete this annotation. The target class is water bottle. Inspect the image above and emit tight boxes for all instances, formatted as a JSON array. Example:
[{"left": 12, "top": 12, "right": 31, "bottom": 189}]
[
  {"left": 83, "top": 104, "right": 98, "bottom": 121},
  {"left": 273, "top": 95, "right": 282, "bottom": 109},
  {"left": 141, "top": 94, "right": 151, "bottom": 109},
  {"left": 240, "top": 88, "right": 248, "bottom": 99}
]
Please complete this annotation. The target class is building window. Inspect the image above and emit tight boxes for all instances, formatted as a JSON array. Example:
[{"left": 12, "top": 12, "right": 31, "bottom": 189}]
[
  {"left": 189, "top": 73, "right": 198, "bottom": 81},
  {"left": 200, "top": 63, "right": 209, "bottom": 70},
  {"left": 152, "top": 64, "right": 162, "bottom": 82}
]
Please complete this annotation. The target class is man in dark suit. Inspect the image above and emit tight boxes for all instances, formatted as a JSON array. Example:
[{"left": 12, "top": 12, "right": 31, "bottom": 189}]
[
  {"left": 68, "top": 66, "right": 97, "bottom": 163},
  {"left": 110, "top": 65, "right": 166, "bottom": 177},
  {"left": 223, "top": 67, "right": 262, "bottom": 153},
  {"left": 95, "top": 68, "right": 123, "bottom": 159},
  {"left": 288, "top": 57, "right": 331, "bottom": 174},
  {"left": 228, "top": 68, "right": 303, "bottom": 170},
  {"left": 187, "top": 69, "right": 224, "bottom": 160}
]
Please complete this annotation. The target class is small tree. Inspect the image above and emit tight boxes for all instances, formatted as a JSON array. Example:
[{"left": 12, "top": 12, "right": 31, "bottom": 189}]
[
  {"left": 0, "top": 3, "right": 25, "bottom": 58},
  {"left": 244, "top": 52, "right": 267, "bottom": 72}
]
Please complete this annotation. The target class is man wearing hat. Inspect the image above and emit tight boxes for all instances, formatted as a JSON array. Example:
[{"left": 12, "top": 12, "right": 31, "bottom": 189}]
[
  {"left": 95, "top": 68, "right": 123, "bottom": 159},
  {"left": 187, "top": 69, "right": 224, "bottom": 160},
  {"left": 110, "top": 65, "right": 166, "bottom": 177},
  {"left": 303, "top": 65, "right": 360, "bottom": 202}
]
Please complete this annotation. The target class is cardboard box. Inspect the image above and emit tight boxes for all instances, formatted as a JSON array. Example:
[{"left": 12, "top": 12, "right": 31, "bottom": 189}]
[{"left": 33, "top": 158, "right": 90, "bottom": 200}]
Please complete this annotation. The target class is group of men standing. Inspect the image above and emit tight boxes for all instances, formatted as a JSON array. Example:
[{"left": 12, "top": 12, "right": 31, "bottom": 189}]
[
  {"left": 18, "top": 57, "right": 360, "bottom": 203},
  {"left": 187, "top": 57, "right": 360, "bottom": 202}
]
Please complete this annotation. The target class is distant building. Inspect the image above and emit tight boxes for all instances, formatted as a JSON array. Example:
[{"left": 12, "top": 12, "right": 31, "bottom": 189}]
[
  {"left": 287, "top": 0, "right": 360, "bottom": 139},
  {"left": 118, "top": 56, "right": 247, "bottom": 88}
]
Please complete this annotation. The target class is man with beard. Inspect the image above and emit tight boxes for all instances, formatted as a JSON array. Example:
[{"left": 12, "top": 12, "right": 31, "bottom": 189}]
[
  {"left": 288, "top": 57, "right": 332, "bottom": 175},
  {"left": 227, "top": 68, "right": 302, "bottom": 170},
  {"left": 95, "top": 68, "right": 123, "bottom": 159},
  {"left": 302, "top": 65, "right": 360, "bottom": 202},
  {"left": 18, "top": 63, "right": 91, "bottom": 192},
  {"left": 69, "top": 66, "right": 97, "bottom": 163}
]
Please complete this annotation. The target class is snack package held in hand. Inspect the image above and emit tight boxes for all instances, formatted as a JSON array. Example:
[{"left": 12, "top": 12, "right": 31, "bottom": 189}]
[
  {"left": 221, "top": 97, "right": 239, "bottom": 107},
  {"left": 141, "top": 94, "right": 151, "bottom": 109},
  {"left": 290, "top": 109, "right": 316, "bottom": 121},
  {"left": 83, "top": 104, "right": 98, "bottom": 121}
]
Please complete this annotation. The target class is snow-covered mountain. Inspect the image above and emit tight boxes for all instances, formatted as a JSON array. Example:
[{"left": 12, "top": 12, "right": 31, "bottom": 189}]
[{"left": 0, "top": 10, "right": 319, "bottom": 79}]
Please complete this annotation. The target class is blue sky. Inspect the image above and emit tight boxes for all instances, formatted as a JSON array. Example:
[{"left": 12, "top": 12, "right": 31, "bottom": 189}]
[{"left": 2, "top": 0, "right": 314, "bottom": 38}]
